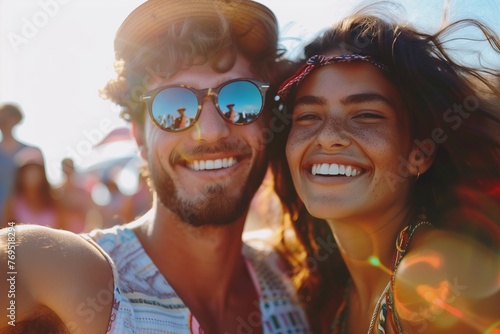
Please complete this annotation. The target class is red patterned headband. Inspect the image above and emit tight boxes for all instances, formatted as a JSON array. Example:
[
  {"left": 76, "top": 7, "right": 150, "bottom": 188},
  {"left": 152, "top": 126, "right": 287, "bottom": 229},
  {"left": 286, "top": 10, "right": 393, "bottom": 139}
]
[{"left": 277, "top": 54, "right": 389, "bottom": 98}]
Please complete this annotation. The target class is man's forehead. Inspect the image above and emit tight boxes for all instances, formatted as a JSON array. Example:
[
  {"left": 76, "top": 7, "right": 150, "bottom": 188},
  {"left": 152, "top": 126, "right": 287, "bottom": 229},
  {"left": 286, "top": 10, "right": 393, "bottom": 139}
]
[{"left": 147, "top": 56, "right": 257, "bottom": 90}]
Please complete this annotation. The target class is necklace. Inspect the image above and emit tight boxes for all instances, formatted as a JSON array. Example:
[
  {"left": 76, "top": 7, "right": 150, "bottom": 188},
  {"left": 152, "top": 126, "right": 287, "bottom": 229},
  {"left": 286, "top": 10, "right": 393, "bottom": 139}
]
[
  {"left": 366, "top": 282, "right": 390, "bottom": 334},
  {"left": 330, "top": 218, "right": 433, "bottom": 334}
]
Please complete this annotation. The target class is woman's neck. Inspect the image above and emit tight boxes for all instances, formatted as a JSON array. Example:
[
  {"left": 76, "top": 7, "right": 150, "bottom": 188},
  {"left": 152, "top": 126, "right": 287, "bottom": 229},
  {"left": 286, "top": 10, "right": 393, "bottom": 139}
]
[{"left": 326, "top": 208, "right": 414, "bottom": 308}]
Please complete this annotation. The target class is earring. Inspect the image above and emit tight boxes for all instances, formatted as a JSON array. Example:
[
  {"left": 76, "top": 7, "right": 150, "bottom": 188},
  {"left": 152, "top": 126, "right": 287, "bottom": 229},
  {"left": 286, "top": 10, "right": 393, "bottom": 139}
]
[{"left": 415, "top": 166, "right": 420, "bottom": 181}]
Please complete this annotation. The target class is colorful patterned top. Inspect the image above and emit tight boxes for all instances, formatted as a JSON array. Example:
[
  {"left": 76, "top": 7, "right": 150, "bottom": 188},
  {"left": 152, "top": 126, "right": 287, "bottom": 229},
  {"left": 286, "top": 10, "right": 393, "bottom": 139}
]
[{"left": 82, "top": 224, "right": 311, "bottom": 334}]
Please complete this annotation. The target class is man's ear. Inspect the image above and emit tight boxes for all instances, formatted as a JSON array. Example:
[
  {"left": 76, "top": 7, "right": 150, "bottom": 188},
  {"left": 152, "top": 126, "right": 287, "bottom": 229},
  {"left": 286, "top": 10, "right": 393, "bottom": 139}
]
[
  {"left": 407, "top": 143, "right": 435, "bottom": 177},
  {"left": 131, "top": 122, "right": 147, "bottom": 161}
]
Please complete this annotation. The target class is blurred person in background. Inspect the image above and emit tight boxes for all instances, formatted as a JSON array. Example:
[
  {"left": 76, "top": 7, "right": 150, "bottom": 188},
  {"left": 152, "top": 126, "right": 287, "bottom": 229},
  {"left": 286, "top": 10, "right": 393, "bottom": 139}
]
[
  {"left": 53, "top": 157, "right": 97, "bottom": 233},
  {"left": 0, "top": 102, "right": 44, "bottom": 222},
  {"left": 85, "top": 166, "right": 152, "bottom": 230},
  {"left": 94, "top": 171, "right": 134, "bottom": 228},
  {"left": 2, "top": 147, "right": 62, "bottom": 229},
  {"left": 127, "top": 170, "right": 153, "bottom": 219}
]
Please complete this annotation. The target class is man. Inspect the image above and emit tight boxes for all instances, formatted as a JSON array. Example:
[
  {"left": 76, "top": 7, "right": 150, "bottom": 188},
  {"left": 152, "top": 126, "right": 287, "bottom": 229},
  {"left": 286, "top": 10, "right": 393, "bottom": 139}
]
[
  {"left": 225, "top": 103, "right": 238, "bottom": 122},
  {"left": 0, "top": 0, "right": 309, "bottom": 333},
  {"left": 53, "top": 158, "right": 97, "bottom": 233},
  {"left": 0, "top": 103, "right": 43, "bottom": 220},
  {"left": 174, "top": 107, "right": 188, "bottom": 129}
]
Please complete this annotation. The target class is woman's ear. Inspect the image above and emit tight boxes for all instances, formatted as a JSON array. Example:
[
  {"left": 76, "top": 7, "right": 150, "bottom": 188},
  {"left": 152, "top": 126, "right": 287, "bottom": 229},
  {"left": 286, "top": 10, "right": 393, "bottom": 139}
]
[
  {"left": 407, "top": 143, "right": 435, "bottom": 177},
  {"left": 131, "top": 122, "right": 147, "bottom": 161}
]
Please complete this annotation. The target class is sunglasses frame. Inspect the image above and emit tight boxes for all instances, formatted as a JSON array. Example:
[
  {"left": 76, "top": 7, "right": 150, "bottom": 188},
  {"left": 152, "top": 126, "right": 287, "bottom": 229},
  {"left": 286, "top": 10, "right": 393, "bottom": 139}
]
[{"left": 140, "top": 78, "right": 270, "bottom": 132}]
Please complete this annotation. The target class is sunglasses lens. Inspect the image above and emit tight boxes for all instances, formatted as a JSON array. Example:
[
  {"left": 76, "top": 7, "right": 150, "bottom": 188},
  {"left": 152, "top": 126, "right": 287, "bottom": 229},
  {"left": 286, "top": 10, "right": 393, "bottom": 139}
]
[
  {"left": 151, "top": 87, "right": 198, "bottom": 131},
  {"left": 218, "top": 81, "right": 263, "bottom": 124}
]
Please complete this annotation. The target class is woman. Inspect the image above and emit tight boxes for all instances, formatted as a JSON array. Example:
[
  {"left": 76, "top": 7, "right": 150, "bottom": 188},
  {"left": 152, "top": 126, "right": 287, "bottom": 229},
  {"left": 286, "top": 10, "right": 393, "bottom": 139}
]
[
  {"left": 2, "top": 148, "right": 62, "bottom": 229},
  {"left": 272, "top": 7, "right": 500, "bottom": 334}
]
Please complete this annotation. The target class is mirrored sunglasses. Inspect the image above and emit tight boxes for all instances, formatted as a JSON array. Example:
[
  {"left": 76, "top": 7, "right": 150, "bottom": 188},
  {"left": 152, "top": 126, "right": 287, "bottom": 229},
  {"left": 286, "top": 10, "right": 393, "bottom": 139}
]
[{"left": 140, "top": 78, "right": 270, "bottom": 132}]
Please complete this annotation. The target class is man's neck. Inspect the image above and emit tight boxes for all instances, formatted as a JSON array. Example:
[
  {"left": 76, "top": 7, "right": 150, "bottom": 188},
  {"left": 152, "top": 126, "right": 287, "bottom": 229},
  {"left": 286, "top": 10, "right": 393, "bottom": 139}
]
[
  {"left": 134, "top": 207, "right": 249, "bottom": 301},
  {"left": 133, "top": 208, "right": 259, "bottom": 333}
]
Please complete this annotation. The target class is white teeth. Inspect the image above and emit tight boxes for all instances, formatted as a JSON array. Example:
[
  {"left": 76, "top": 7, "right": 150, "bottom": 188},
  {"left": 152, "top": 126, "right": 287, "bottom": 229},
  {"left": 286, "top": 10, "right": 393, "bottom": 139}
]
[
  {"left": 311, "top": 163, "right": 362, "bottom": 177},
  {"left": 339, "top": 165, "right": 345, "bottom": 175},
  {"left": 329, "top": 164, "right": 339, "bottom": 174},
  {"left": 346, "top": 165, "right": 352, "bottom": 177},
  {"left": 188, "top": 158, "right": 237, "bottom": 171},
  {"left": 320, "top": 163, "right": 329, "bottom": 174}
]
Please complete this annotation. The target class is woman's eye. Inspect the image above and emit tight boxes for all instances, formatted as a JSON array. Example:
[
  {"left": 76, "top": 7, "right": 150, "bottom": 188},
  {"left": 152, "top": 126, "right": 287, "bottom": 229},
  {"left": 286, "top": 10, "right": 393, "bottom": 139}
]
[
  {"left": 294, "top": 113, "right": 321, "bottom": 122},
  {"left": 352, "top": 111, "right": 389, "bottom": 124},
  {"left": 355, "top": 112, "right": 385, "bottom": 119}
]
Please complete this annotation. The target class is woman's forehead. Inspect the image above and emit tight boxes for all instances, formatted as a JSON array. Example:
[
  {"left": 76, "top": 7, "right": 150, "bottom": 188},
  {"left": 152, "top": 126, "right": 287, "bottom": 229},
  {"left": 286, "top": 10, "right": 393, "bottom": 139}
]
[
  {"left": 294, "top": 62, "right": 411, "bottom": 124},
  {"left": 296, "top": 62, "right": 396, "bottom": 98}
]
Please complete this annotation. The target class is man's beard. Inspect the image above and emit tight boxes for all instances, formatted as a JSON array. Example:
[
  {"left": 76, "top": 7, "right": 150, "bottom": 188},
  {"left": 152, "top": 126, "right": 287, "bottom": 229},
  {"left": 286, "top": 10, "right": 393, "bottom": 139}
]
[{"left": 149, "top": 147, "right": 268, "bottom": 227}]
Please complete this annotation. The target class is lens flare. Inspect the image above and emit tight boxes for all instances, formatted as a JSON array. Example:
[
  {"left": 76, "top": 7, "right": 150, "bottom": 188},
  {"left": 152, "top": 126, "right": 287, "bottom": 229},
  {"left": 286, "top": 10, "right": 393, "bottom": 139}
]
[
  {"left": 484, "top": 320, "right": 500, "bottom": 334},
  {"left": 368, "top": 255, "right": 380, "bottom": 267},
  {"left": 367, "top": 255, "right": 393, "bottom": 275},
  {"left": 392, "top": 237, "right": 499, "bottom": 333}
]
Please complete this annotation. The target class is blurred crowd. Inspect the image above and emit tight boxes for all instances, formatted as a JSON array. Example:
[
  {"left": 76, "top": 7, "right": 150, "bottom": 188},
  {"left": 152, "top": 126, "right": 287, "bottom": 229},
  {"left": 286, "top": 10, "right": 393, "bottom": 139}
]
[{"left": 0, "top": 102, "right": 153, "bottom": 232}]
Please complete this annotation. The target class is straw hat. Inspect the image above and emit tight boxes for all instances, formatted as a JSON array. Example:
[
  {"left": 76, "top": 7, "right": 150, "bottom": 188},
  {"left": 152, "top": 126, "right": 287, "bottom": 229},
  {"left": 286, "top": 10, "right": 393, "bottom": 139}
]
[{"left": 114, "top": 0, "right": 277, "bottom": 61}]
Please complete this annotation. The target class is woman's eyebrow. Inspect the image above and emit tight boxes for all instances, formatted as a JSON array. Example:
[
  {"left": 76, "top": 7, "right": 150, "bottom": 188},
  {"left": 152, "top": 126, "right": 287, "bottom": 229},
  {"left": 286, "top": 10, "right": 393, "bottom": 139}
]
[
  {"left": 294, "top": 93, "right": 395, "bottom": 109},
  {"left": 340, "top": 93, "right": 394, "bottom": 108}
]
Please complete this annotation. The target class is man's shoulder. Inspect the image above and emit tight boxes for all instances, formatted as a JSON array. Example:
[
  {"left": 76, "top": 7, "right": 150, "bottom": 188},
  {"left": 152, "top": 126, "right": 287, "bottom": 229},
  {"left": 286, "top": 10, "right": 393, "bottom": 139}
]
[
  {"left": 85, "top": 221, "right": 141, "bottom": 254},
  {"left": 243, "top": 236, "right": 281, "bottom": 264},
  {"left": 243, "top": 236, "right": 311, "bottom": 332},
  {"left": 243, "top": 237, "right": 293, "bottom": 285}
]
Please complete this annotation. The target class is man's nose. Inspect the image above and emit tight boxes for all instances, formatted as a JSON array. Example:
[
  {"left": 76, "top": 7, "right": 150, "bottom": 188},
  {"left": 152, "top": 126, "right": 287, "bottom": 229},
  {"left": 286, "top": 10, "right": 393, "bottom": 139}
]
[{"left": 190, "top": 97, "right": 230, "bottom": 142}]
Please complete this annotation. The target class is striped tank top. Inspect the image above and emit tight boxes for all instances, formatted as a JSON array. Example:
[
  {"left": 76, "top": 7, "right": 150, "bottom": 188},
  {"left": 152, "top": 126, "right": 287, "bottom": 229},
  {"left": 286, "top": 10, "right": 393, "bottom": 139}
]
[{"left": 83, "top": 224, "right": 311, "bottom": 333}]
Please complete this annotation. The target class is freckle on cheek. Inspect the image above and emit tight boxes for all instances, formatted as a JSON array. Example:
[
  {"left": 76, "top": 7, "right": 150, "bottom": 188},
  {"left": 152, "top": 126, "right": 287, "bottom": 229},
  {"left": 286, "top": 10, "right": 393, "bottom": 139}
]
[{"left": 288, "top": 130, "right": 312, "bottom": 146}]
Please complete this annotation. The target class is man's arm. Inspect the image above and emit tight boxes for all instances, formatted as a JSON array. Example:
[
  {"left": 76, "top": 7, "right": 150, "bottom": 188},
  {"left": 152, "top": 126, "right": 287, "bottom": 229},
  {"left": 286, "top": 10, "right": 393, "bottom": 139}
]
[{"left": 1, "top": 224, "right": 114, "bottom": 333}]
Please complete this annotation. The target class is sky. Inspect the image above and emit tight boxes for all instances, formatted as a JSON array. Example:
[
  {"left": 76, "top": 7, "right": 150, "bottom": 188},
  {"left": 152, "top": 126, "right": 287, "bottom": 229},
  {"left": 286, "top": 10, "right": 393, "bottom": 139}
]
[{"left": 1, "top": 0, "right": 499, "bottom": 184}]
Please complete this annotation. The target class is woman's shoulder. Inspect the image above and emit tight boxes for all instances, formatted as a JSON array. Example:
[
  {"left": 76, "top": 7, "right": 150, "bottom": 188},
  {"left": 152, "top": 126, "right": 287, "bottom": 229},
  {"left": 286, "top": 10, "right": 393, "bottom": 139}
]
[
  {"left": 0, "top": 225, "right": 113, "bottom": 333},
  {"left": 2, "top": 223, "right": 113, "bottom": 288},
  {"left": 393, "top": 228, "right": 499, "bottom": 333},
  {"left": 1, "top": 224, "right": 98, "bottom": 260}
]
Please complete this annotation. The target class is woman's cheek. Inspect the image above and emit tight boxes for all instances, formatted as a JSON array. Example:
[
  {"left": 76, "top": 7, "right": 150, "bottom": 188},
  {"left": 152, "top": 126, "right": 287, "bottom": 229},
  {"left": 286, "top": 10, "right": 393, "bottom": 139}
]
[{"left": 286, "top": 126, "right": 312, "bottom": 160}]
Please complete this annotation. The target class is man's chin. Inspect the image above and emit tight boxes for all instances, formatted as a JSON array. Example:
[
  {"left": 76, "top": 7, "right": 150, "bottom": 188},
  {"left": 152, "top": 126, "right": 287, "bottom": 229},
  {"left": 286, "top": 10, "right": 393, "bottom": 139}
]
[
  {"left": 169, "top": 192, "right": 249, "bottom": 227},
  {"left": 151, "top": 154, "right": 268, "bottom": 227}
]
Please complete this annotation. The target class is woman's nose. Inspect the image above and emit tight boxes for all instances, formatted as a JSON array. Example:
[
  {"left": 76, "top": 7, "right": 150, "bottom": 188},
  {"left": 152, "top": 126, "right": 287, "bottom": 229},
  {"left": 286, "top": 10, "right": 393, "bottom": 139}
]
[{"left": 314, "top": 117, "right": 352, "bottom": 150}]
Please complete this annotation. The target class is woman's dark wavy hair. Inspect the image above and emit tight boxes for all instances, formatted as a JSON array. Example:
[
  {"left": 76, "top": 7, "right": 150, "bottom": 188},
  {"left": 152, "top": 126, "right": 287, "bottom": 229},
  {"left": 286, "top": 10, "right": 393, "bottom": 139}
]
[{"left": 271, "top": 4, "right": 500, "bottom": 333}]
